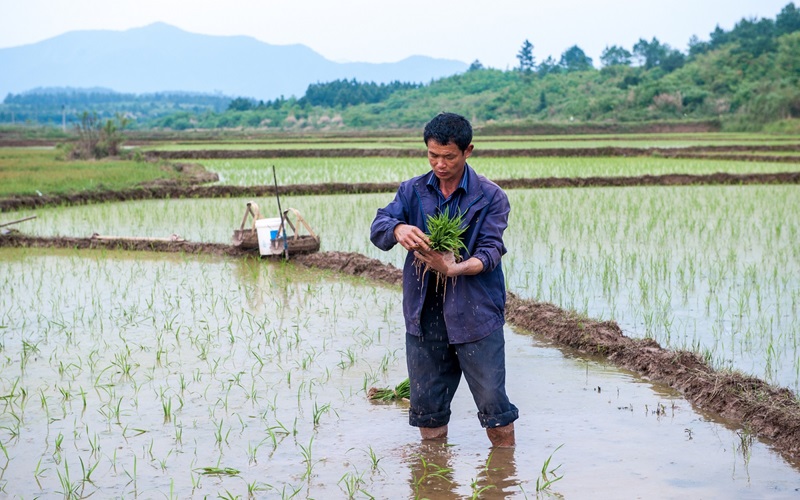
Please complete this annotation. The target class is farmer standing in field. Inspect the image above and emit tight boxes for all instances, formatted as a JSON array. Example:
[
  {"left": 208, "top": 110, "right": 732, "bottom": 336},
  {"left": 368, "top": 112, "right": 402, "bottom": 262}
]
[{"left": 370, "top": 112, "right": 518, "bottom": 447}]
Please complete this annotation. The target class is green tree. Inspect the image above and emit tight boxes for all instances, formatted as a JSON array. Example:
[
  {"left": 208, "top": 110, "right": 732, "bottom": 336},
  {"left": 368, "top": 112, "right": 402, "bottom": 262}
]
[
  {"left": 559, "top": 45, "right": 593, "bottom": 72},
  {"left": 776, "top": 31, "right": 800, "bottom": 80},
  {"left": 776, "top": 2, "right": 800, "bottom": 35},
  {"left": 537, "top": 56, "right": 560, "bottom": 76},
  {"left": 600, "top": 45, "right": 632, "bottom": 67},
  {"left": 517, "top": 39, "right": 536, "bottom": 74},
  {"left": 228, "top": 97, "right": 255, "bottom": 111},
  {"left": 633, "top": 37, "right": 685, "bottom": 72},
  {"left": 633, "top": 37, "right": 665, "bottom": 69},
  {"left": 468, "top": 59, "right": 484, "bottom": 71}
]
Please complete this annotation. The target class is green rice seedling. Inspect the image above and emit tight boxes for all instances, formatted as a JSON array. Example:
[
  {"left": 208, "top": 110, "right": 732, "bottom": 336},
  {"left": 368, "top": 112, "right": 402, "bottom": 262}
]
[
  {"left": 247, "top": 480, "right": 271, "bottom": 497},
  {"left": 247, "top": 437, "right": 269, "bottom": 465},
  {"left": 338, "top": 469, "right": 367, "bottom": 499},
  {"left": 79, "top": 456, "right": 99, "bottom": 486},
  {"left": 535, "top": 444, "right": 564, "bottom": 493},
  {"left": 56, "top": 459, "right": 81, "bottom": 499},
  {"left": 33, "top": 456, "right": 48, "bottom": 487},
  {"left": 162, "top": 396, "right": 172, "bottom": 423},
  {"left": 312, "top": 401, "right": 331, "bottom": 427},
  {"left": 299, "top": 437, "right": 317, "bottom": 481}
]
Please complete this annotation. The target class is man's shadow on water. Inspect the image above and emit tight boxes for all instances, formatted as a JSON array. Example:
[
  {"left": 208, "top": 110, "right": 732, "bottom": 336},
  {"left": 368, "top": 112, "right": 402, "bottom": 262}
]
[{"left": 405, "top": 441, "right": 519, "bottom": 499}]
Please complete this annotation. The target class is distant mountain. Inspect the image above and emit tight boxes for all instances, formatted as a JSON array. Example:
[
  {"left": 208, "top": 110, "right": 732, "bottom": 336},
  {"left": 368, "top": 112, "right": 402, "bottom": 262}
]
[{"left": 0, "top": 23, "right": 468, "bottom": 101}]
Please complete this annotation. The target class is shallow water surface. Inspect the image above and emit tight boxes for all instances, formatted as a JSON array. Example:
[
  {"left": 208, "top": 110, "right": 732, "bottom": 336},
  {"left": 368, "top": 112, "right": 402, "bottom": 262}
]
[{"left": 1, "top": 248, "right": 799, "bottom": 497}]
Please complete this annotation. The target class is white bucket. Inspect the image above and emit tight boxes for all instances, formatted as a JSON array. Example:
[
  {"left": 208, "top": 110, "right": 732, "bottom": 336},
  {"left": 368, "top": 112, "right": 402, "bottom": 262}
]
[{"left": 255, "top": 217, "right": 283, "bottom": 256}]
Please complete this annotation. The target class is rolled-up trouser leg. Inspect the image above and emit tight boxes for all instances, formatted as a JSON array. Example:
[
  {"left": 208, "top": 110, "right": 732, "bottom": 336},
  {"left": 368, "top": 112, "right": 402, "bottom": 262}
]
[{"left": 455, "top": 327, "right": 519, "bottom": 429}]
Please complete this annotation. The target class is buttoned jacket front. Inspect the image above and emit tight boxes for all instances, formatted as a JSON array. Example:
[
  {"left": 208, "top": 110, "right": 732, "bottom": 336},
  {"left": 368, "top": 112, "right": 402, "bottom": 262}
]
[{"left": 370, "top": 164, "right": 509, "bottom": 344}]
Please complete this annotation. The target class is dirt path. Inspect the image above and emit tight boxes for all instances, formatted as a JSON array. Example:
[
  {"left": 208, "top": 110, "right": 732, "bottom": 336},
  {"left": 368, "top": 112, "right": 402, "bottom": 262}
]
[
  {"left": 3, "top": 235, "right": 800, "bottom": 466},
  {"left": 3, "top": 171, "right": 800, "bottom": 213}
]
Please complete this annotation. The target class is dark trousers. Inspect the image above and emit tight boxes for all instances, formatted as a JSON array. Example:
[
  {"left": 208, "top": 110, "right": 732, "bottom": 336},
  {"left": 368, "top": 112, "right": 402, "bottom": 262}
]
[{"left": 405, "top": 289, "right": 519, "bottom": 429}]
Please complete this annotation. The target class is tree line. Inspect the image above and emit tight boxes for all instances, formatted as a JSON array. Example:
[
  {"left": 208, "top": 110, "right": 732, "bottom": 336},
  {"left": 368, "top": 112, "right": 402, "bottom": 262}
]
[{"left": 3, "top": 2, "right": 799, "bottom": 132}]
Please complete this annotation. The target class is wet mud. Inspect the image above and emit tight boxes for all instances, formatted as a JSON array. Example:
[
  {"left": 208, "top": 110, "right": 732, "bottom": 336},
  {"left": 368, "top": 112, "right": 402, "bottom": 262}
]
[{"left": 3, "top": 171, "right": 800, "bottom": 213}]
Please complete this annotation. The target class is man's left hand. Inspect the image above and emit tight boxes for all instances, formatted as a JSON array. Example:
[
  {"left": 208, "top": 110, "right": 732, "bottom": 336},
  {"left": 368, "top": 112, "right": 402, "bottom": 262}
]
[{"left": 414, "top": 249, "right": 457, "bottom": 277}]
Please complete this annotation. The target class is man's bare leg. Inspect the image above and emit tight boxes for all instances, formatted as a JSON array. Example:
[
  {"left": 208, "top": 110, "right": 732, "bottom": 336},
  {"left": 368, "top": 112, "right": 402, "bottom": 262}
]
[
  {"left": 486, "top": 422, "right": 515, "bottom": 447},
  {"left": 419, "top": 425, "right": 448, "bottom": 440}
]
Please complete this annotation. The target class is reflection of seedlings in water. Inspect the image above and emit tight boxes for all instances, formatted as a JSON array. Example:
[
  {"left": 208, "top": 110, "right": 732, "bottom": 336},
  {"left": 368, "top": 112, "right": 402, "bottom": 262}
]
[
  {"left": 411, "top": 454, "right": 453, "bottom": 497},
  {"left": 470, "top": 477, "right": 495, "bottom": 499},
  {"left": 469, "top": 450, "right": 504, "bottom": 498},
  {"left": 737, "top": 426, "right": 754, "bottom": 463}
]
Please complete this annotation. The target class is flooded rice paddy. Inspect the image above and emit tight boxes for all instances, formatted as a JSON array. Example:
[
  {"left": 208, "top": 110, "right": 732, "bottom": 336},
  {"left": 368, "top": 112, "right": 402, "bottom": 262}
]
[
  {"left": 2, "top": 248, "right": 799, "bottom": 498},
  {"left": 16, "top": 184, "right": 800, "bottom": 394}
]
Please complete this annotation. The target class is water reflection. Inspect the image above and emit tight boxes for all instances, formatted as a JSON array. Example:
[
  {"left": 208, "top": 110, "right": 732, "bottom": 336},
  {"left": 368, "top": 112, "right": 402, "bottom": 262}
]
[{"left": 404, "top": 441, "right": 520, "bottom": 499}]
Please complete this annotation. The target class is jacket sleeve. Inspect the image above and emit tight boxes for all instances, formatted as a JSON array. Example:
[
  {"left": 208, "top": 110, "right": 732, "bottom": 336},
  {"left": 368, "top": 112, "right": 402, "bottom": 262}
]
[
  {"left": 471, "top": 187, "right": 510, "bottom": 273},
  {"left": 370, "top": 187, "right": 410, "bottom": 251}
]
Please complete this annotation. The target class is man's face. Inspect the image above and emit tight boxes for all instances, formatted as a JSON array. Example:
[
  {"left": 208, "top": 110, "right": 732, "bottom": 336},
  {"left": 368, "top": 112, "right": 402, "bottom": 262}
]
[{"left": 426, "top": 139, "right": 473, "bottom": 185}]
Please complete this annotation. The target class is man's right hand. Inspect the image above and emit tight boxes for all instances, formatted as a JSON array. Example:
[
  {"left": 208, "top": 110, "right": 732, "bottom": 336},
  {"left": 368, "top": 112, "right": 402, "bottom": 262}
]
[{"left": 393, "top": 224, "right": 431, "bottom": 252}]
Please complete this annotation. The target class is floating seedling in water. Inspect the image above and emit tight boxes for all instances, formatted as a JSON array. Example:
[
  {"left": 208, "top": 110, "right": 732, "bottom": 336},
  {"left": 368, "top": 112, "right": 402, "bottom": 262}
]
[{"left": 367, "top": 378, "right": 410, "bottom": 402}]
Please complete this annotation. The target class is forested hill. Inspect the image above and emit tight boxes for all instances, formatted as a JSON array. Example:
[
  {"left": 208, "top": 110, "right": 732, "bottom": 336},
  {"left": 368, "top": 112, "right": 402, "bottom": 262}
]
[{"left": 3, "top": 2, "right": 800, "bottom": 133}]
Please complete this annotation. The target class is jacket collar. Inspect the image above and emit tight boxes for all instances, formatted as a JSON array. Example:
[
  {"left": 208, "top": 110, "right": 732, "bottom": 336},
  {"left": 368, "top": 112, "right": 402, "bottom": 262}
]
[{"left": 414, "top": 163, "right": 487, "bottom": 221}]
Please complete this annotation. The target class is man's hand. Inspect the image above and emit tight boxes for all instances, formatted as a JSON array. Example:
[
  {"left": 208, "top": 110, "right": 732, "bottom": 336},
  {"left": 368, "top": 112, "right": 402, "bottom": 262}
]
[
  {"left": 394, "top": 224, "right": 431, "bottom": 252},
  {"left": 414, "top": 250, "right": 484, "bottom": 277}
]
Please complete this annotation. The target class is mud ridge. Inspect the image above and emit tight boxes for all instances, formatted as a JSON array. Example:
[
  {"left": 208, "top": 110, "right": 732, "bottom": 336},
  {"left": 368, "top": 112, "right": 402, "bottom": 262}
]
[
  {"left": 143, "top": 144, "right": 800, "bottom": 161},
  {"left": 4, "top": 237, "right": 800, "bottom": 463},
  {"left": 3, "top": 172, "right": 800, "bottom": 213}
]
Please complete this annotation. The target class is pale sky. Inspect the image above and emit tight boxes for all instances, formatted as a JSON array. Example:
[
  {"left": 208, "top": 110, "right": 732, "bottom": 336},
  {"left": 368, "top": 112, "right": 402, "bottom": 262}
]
[{"left": 0, "top": 0, "right": 793, "bottom": 68}]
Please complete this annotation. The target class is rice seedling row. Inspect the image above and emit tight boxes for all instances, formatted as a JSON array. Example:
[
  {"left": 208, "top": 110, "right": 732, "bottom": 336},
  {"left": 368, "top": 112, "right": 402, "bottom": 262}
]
[{"left": 196, "top": 156, "right": 800, "bottom": 186}]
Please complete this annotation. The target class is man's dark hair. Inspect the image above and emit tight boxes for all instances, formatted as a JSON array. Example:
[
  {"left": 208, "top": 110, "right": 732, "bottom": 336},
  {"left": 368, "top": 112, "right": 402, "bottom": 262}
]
[{"left": 423, "top": 112, "right": 473, "bottom": 152}]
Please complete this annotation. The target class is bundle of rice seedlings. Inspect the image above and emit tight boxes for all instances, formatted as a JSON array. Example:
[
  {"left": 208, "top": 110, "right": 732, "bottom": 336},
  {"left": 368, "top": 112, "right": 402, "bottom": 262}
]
[
  {"left": 425, "top": 206, "right": 467, "bottom": 254},
  {"left": 413, "top": 207, "right": 469, "bottom": 294},
  {"left": 368, "top": 378, "right": 410, "bottom": 401}
]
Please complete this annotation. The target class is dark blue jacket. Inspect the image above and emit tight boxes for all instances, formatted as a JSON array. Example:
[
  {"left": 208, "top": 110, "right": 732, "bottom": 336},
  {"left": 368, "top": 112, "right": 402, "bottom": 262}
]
[{"left": 370, "top": 164, "right": 509, "bottom": 343}]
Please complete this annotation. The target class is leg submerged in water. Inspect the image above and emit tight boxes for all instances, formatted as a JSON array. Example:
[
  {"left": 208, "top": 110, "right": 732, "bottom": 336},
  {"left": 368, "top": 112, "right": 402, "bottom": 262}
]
[
  {"left": 486, "top": 422, "right": 515, "bottom": 447},
  {"left": 420, "top": 425, "right": 448, "bottom": 440}
]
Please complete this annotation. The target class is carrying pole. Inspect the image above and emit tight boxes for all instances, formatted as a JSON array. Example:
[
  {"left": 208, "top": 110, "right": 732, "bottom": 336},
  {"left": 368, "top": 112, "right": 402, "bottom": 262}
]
[
  {"left": 0, "top": 215, "right": 37, "bottom": 228},
  {"left": 272, "top": 165, "right": 288, "bottom": 259}
]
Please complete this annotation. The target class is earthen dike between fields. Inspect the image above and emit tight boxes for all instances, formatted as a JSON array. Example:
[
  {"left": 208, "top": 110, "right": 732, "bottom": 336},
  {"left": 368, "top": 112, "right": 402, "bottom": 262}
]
[{"left": 2, "top": 143, "right": 800, "bottom": 212}]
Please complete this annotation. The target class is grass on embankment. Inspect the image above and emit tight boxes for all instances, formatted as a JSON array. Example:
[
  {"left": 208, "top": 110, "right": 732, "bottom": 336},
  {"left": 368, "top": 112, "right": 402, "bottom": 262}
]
[{"left": 0, "top": 148, "right": 178, "bottom": 197}]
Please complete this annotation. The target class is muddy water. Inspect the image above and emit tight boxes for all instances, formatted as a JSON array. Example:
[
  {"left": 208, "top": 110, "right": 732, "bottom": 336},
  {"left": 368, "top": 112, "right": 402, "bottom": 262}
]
[{"left": 1, "top": 248, "right": 799, "bottom": 498}]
